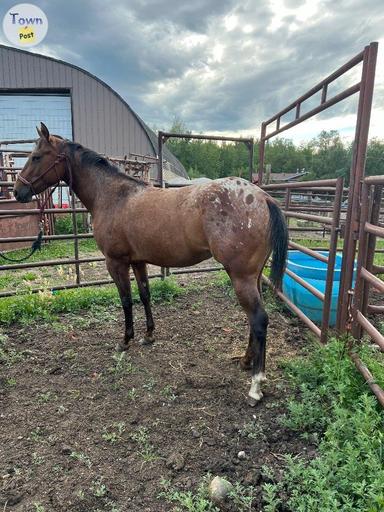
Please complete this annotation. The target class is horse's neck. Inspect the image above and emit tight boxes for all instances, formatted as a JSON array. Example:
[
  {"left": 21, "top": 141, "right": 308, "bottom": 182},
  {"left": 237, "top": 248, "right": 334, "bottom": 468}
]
[
  {"left": 66, "top": 159, "right": 141, "bottom": 216},
  {"left": 66, "top": 162, "right": 114, "bottom": 215}
]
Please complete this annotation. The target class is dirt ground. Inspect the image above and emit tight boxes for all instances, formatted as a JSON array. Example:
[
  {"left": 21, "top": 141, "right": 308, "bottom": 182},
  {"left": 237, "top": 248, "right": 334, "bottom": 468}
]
[{"left": 0, "top": 276, "right": 314, "bottom": 512}]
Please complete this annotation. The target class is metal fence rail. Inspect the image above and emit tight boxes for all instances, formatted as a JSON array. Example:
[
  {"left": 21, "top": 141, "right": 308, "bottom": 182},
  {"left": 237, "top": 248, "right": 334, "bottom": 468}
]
[
  {"left": 262, "top": 178, "right": 344, "bottom": 344},
  {"left": 350, "top": 176, "right": 384, "bottom": 406}
]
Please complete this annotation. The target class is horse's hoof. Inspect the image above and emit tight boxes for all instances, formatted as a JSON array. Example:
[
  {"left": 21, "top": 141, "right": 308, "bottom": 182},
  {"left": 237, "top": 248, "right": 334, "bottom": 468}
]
[
  {"left": 115, "top": 342, "right": 129, "bottom": 352},
  {"left": 247, "top": 394, "right": 262, "bottom": 407},
  {"left": 138, "top": 336, "right": 154, "bottom": 346}
]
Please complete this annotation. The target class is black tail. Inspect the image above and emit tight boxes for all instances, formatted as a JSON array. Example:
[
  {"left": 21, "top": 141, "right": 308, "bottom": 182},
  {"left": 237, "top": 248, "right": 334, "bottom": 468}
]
[{"left": 267, "top": 199, "right": 288, "bottom": 288}]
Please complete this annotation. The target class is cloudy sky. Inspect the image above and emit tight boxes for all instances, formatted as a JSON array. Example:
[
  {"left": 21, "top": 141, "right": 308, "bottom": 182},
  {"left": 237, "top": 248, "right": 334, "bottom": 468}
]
[{"left": 1, "top": 0, "right": 383, "bottom": 143}]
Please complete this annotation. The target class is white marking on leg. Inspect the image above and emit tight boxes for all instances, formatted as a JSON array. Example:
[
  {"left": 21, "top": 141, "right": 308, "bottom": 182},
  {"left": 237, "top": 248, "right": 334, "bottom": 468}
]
[{"left": 248, "top": 372, "right": 266, "bottom": 401}]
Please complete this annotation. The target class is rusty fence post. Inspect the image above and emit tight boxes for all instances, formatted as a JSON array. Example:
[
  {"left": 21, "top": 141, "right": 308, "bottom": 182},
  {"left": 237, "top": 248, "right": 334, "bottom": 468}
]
[
  {"left": 258, "top": 123, "right": 266, "bottom": 185},
  {"left": 337, "top": 42, "right": 378, "bottom": 332},
  {"left": 70, "top": 188, "right": 81, "bottom": 285},
  {"left": 247, "top": 139, "right": 254, "bottom": 182},
  {"left": 320, "top": 177, "right": 344, "bottom": 343},
  {"left": 361, "top": 184, "right": 383, "bottom": 318},
  {"left": 158, "top": 131, "right": 167, "bottom": 280},
  {"left": 351, "top": 182, "right": 371, "bottom": 339}
]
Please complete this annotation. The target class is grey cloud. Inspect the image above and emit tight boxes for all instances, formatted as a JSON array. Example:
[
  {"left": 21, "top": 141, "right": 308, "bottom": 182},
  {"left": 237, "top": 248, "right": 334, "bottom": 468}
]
[{"left": 1, "top": 0, "right": 383, "bottom": 136}]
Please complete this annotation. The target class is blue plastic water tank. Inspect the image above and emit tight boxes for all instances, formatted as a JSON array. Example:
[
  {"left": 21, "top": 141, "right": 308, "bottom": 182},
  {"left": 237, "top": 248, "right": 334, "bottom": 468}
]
[{"left": 282, "top": 251, "right": 356, "bottom": 327}]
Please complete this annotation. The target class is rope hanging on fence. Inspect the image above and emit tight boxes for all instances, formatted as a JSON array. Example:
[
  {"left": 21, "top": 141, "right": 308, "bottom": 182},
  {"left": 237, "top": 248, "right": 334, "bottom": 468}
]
[{"left": 0, "top": 226, "right": 44, "bottom": 262}]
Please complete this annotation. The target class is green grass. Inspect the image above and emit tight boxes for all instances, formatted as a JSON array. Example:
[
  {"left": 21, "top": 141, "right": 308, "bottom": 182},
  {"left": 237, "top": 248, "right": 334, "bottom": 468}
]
[
  {"left": 0, "top": 278, "right": 184, "bottom": 325},
  {"left": 262, "top": 339, "right": 384, "bottom": 512},
  {"left": 3, "top": 238, "right": 99, "bottom": 263}
]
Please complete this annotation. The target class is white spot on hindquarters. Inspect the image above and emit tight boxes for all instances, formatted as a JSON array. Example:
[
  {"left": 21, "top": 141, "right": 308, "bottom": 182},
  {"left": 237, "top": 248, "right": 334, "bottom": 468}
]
[
  {"left": 247, "top": 218, "right": 252, "bottom": 229},
  {"left": 248, "top": 372, "right": 266, "bottom": 402}
]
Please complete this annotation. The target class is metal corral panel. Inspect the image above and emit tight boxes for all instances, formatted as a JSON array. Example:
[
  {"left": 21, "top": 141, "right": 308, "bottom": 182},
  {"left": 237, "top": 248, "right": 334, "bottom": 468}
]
[{"left": 0, "top": 44, "right": 187, "bottom": 179}]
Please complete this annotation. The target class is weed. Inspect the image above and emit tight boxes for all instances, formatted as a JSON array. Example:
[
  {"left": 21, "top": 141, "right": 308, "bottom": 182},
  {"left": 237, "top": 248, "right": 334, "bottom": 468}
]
[
  {"left": 0, "top": 278, "right": 184, "bottom": 325},
  {"left": 160, "top": 384, "right": 177, "bottom": 401},
  {"left": 37, "top": 391, "right": 57, "bottom": 403},
  {"left": 262, "top": 338, "right": 384, "bottom": 511},
  {"left": 227, "top": 482, "right": 256, "bottom": 511},
  {"left": 102, "top": 422, "right": 126, "bottom": 444},
  {"left": 29, "top": 427, "right": 44, "bottom": 442},
  {"left": 127, "top": 387, "right": 138, "bottom": 401},
  {"left": 213, "top": 271, "right": 235, "bottom": 299},
  {"left": 142, "top": 376, "right": 156, "bottom": 392},
  {"left": 159, "top": 476, "right": 256, "bottom": 512},
  {"left": 32, "top": 452, "right": 45, "bottom": 465},
  {"left": 262, "top": 483, "right": 282, "bottom": 512},
  {"left": 159, "top": 477, "right": 219, "bottom": 512},
  {"left": 6, "top": 377, "right": 16, "bottom": 387},
  {"left": 108, "top": 352, "right": 135, "bottom": 376},
  {"left": 130, "top": 427, "right": 158, "bottom": 462},
  {"left": 62, "top": 348, "right": 77, "bottom": 360},
  {"left": 150, "top": 278, "right": 184, "bottom": 303},
  {"left": 0, "top": 331, "right": 24, "bottom": 366},
  {"left": 70, "top": 451, "right": 92, "bottom": 468},
  {"left": 57, "top": 405, "right": 67, "bottom": 415},
  {"left": 33, "top": 504, "right": 46, "bottom": 512},
  {"left": 23, "top": 271, "right": 38, "bottom": 281},
  {"left": 68, "top": 389, "right": 81, "bottom": 399},
  {"left": 238, "top": 420, "right": 266, "bottom": 441},
  {"left": 76, "top": 489, "right": 86, "bottom": 500},
  {"left": 90, "top": 477, "right": 108, "bottom": 498}
]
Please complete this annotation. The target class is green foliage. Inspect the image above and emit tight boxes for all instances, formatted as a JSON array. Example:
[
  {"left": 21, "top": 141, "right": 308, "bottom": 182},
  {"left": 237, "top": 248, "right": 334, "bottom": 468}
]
[
  {"left": 167, "top": 118, "right": 250, "bottom": 180},
  {"left": 0, "top": 331, "right": 24, "bottom": 366},
  {"left": 130, "top": 427, "right": 158, "bottom": 462},
  {"left": 54, "top": 214, "right": 88, "bottom": 235},
  {"left": 165, "top": 120, "right": 384, "bottom": 183},
  {"left": 212, "top": 270, "right": 231, "bottom": 289},
  {"left": 264, "top": 339, "right": 384, "bottom": 512},
  {"left": 159, "top": 477, "right": 256, "bottom": 511},
  {"left": 0, "top": 278, "right": 184, "bottom": 325},
  {"left": 3, "top": 239, "right": 99, "bottom": 264},
  {"left": 159, "top": 477, "right": 219, "bottom": 512}
]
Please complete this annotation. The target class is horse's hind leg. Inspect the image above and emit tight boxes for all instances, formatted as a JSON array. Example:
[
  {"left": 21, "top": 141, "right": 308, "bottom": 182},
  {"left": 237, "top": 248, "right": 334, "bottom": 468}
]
[
  {"left": 231, "top": 274, "right": 269, "bottom": 405},
  {"left": 237, "top": 273, "right": 264, "bottom": 371},
  {"left": 132, "top": 262, "right": 155, "bottom": 345},
  {"left": 106, "top": 256, "right": 134, "bottom": 351}
]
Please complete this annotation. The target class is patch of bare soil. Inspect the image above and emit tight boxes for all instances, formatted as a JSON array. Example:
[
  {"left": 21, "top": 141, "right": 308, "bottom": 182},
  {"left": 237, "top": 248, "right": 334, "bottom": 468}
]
[{"left": 0, "top": 278, "right": 313, "bottom": 511}]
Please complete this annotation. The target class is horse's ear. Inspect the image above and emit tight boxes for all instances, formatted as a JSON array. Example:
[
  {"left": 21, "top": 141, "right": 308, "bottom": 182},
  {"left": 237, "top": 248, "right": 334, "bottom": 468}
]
[
  {"left": 39, "top": 122, "right": 50, "bottom": 141},
  {"left": 36, "top": 125, "right": 42, "bottom": 138}
]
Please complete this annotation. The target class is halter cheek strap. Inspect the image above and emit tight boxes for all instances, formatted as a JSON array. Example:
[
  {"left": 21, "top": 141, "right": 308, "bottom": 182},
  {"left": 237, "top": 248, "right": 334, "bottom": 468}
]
[{"left": 0, "top": 152, "right": 73, "bottom": 263}]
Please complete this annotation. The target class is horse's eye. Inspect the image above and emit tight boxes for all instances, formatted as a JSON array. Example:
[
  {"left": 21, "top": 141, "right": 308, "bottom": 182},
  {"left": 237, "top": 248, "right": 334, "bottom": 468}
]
[{"left": 32, "top": 155, "right": 41, "bottom": 162}]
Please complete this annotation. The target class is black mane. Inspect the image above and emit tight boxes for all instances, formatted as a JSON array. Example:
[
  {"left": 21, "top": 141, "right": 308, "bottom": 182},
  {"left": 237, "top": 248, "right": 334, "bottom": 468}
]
[{"left": 64, "top": 140, "right": 148, "bottom": 186}]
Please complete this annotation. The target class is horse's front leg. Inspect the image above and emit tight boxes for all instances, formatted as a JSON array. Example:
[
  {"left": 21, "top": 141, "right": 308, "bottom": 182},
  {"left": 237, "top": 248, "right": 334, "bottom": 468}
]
[
  {"left": 106, "top": 256, "right": 133, "bottom": 351},
  {"left": 132, "top": 261, "right": 155, "bottom": 345}
]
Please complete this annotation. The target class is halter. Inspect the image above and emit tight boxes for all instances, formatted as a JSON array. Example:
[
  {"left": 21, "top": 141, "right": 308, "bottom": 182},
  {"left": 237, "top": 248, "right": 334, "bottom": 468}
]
[{"left": 0, "top": 149, "right": 73, "bottom": 263}]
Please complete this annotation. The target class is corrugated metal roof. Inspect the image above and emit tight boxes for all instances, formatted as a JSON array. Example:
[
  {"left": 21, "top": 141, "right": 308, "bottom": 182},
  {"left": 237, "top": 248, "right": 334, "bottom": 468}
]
[{"left": 0, "top": 44, "right": 188, "bottom": 180}]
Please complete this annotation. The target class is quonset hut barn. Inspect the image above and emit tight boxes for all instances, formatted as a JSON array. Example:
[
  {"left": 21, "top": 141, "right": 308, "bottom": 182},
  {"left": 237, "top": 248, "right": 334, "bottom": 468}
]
[
  {"left": 0, "top": 44, "right": 187, "bottom": 180},
  {"left": 0, "top": 44, "right": 188, "bottom": 249}
]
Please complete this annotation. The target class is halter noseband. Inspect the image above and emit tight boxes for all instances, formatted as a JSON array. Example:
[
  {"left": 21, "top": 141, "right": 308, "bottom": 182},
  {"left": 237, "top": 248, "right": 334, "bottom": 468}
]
[
  {"left": 18, "top": 149, "right": 73, "bottom": 228},
  {"left": 18, "top": 152, "right": 69, "bottom": 196},
  {"left": 1, "top": 151, "right": 73, "bottom": 263}
]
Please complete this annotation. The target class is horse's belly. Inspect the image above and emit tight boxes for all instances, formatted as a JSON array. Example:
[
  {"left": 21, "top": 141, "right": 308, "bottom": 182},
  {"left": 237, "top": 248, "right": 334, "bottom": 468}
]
[{"left": 133, "top": 248, "right": 212, "bottom": 268}]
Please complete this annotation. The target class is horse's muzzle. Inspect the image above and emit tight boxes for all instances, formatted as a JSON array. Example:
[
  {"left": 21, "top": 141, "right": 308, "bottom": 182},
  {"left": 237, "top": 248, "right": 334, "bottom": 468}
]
[{"left": 14, "top": 184, "right": 33, "bottom": 203}]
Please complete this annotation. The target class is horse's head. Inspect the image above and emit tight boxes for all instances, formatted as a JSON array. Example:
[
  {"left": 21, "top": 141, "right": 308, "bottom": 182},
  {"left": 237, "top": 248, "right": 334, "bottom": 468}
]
[{"left": 14, "top": 123, "right": 67, "bottom": 203}]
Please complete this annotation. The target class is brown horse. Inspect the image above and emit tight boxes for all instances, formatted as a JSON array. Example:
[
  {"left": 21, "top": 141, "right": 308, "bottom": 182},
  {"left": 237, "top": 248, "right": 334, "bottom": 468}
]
[{"left": 14, "top": 123, "right": 288, "bottom": 405}]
